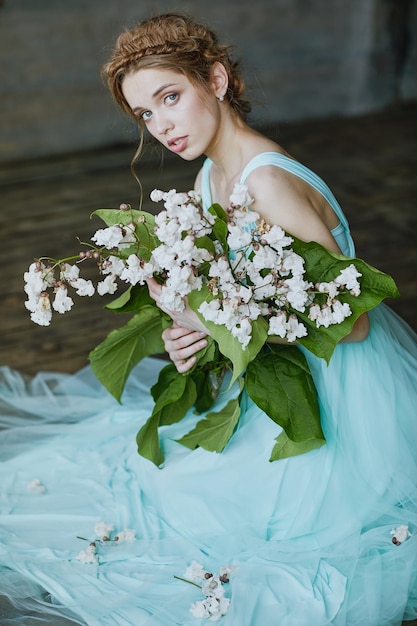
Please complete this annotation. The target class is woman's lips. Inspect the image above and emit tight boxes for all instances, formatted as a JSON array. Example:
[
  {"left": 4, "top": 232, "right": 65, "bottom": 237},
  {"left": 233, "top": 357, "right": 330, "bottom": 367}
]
[{"left": 167, "top": 136, "right": 188, "bottom": 153}]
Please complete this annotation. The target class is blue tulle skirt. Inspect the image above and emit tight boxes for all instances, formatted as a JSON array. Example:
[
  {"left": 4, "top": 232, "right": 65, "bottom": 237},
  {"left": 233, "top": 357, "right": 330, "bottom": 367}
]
[{"left": 1, "top": 303, "right": 417, "bottom": 625}]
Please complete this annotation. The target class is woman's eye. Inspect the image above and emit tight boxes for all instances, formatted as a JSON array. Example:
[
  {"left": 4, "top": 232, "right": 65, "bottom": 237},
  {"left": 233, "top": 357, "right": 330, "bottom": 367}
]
[
  {"left": 165, "top": 93, "right": 178, "bottom": 105},
  {"left": 141, "top": 110, "right": 152, "bottom": 121}
]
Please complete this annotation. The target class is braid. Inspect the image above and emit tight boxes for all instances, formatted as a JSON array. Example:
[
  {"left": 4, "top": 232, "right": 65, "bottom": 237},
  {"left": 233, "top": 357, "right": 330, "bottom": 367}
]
[{"left": 102, "top": 13, "right": 251, "bottom": 121}]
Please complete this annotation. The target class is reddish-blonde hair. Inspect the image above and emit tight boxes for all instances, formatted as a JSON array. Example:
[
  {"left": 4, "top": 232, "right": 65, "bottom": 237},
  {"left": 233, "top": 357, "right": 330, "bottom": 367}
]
[{"left": 102, "top": 13, "right": 251, "bottom": 128}]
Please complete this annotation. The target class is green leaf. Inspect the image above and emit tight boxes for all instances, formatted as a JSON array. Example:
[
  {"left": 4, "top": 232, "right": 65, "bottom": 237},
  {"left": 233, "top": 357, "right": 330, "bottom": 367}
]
[
  {"left": 177, "top": 379, "right": 244, "bottom": 452},
  {"left": 136, "top": 366, "right": 198, "bottom": 466},
  {"left": 151, "top": 364, "right": 197, "bottom": 426},
  {"left": 189, "top": 336, "right": 218, "bottom": 371},
  {"left": 194, "top": 235, "right": 216, "bottom": 255},
  {"left": 89, "top": 306, "right": 165, "bottom": 401},
  {"left": 150, "top": 362, "right": 181, "bottom": 402},
  {"left": 269, "top": 430, "right": 325, "bottom": 461},
  {"left": 104, "top": 287, "right": 134, "bottom": 311},
  {"left": 188, "top": 286, "right": 268, "bottom": 387},
  {"left": 168, "top": 375, "right": 197, "bottom": 424},
  {"left": 211, "top": 221, "right": 228, "bottom": 250},
  {"left": 207, "top": 204, "right": 228, "bottom": 250},
  {"left": 132, "top": 220, "right": 159, "bottom": 262},
  {"left": 246, "top": 344, "right": 324, "bottom": 443},
  {"left": 105, "top": 284, "right": 155, "bottom": 313},
  {"left": 92, "top": 208, "right": 159, "bottom": 261},
  {"left": 191, "top": 344, "right": 227, "bottom": 413},
  {"left": 208, "top": 202, "right": 228, "bottom": 223},
  {"left": 290, "top": 236, "right": 400, "bottom": 362},
  {"left": 136, "top": 413, "right": 164, "bottom": 467},
  {"left": 191, "top": 370, "right": 217, "bottom": 414},
  {"left": 93, "top": 207, "right": 155, "bottom": 228}
]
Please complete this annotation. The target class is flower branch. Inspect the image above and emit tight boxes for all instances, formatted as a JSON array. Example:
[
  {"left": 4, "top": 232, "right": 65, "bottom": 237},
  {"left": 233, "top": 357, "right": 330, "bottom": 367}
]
[{"left": 24, "top": 185, "right": 399, "bottom": 465}]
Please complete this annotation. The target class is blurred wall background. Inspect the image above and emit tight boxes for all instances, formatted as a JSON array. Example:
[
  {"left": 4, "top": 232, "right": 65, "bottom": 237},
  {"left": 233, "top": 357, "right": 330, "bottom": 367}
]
[{"left": 0, "top": 0, "right": 416, "bottom": 164}]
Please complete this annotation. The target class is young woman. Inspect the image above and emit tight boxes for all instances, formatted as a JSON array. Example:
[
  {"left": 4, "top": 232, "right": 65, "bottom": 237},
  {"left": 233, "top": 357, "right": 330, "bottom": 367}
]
[{"left": 1, "top": 13, "right": 416, "bottom": 626}]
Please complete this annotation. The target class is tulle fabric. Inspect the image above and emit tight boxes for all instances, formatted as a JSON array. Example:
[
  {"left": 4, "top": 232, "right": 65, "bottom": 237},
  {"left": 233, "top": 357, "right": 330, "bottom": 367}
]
[
  {"left": 1, "top": 300, "right": 417, "bottom": 625},
  {"left": 2, "top": 153, "right": 417, "bottom": 624}
]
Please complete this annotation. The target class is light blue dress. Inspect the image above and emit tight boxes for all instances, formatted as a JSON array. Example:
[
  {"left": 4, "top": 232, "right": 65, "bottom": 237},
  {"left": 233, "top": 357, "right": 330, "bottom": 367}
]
[{"left": 1, "top": 153, "right": 417, "bottom": 626}]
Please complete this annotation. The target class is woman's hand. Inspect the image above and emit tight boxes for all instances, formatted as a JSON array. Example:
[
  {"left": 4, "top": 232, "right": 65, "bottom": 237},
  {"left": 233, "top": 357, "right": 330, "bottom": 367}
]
[
  {"left": 146, "top": 277, "right": 208, "bottom": 333},
  {"left": 162, "top": 322, "right": 208, "bottom": 373},
  {"left": 146, "top": 277, "right": 209, "bottom": 372}
]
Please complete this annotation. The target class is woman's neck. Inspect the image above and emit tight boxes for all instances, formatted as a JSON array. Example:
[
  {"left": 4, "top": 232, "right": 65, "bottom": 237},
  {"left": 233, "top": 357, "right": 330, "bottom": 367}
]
[
  {"left": 204, "top": 115, "right": 278, "bottom": 204},
  {"left": 205, "top": 115, "right": 252, "bottom": 177}
]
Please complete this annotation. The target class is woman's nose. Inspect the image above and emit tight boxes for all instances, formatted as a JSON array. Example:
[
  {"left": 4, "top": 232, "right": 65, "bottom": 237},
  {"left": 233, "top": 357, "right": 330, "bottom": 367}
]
[{"left": 154, "top": 112, "right": 173, "bottom": 136}]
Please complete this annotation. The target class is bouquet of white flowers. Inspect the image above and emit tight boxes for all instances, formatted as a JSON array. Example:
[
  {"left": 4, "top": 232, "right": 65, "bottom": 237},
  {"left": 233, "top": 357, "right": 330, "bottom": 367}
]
[{"left": 24, "top": 185, "right": 399, "bottom": 465}]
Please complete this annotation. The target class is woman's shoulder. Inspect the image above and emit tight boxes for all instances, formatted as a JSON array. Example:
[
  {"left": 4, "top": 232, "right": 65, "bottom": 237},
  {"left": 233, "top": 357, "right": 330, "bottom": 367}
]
[
  {"left": 242, "top": 151, "right": 309, "bottom": 202},
  {"left": 241, "top": 148, "right": 342, "bottom": 251}
]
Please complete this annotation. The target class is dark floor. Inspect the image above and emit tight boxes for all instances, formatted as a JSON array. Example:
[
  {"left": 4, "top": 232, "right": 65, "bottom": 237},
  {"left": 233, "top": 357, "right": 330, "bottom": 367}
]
[{"left": 0, "top": 103, "right": 416, "bottom": 625}]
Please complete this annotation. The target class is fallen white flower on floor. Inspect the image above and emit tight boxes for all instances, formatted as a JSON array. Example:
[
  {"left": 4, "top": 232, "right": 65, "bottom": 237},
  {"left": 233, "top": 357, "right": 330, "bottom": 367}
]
[
  {"left": 27, "top": 478, "right": 46, "bottom": 494},
  {"left": 184, "top": 561, "right": 208, "bottom": 583},
  {"left": 390, "top": 525, "right": 412, "bottom": 545},
  {"left": 75, "top": 523, "right": 137, "bottom": 564},
  {"left": 114, "top": 528, "right": 136, "bottom": 542},
  {"left": 76, "top": 543, "right": 98, "bottom": 565},
  {"left": 177, "top": 561, "right": 232, "bottom": 621},
  {"left": 190, "top": 595, "right": 230, "bottom": 621},
  {"left": 94, "top": 521, "right": 115, "bottom": 541}
]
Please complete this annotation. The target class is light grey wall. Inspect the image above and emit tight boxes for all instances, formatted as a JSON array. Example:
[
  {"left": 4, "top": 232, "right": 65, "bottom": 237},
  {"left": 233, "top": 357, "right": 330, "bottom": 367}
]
[{"left": 0, "top": 0, "right": 416, "bottom": 163}]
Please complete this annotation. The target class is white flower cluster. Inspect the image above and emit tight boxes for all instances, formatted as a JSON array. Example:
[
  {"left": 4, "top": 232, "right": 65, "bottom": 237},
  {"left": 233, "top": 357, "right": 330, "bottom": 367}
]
[
  {"left": 23, "top": 216, "right": 145, "bottom": 325},
  {"left": 75, "top": 521, "right": 136, "bottom": 565},
  {"left": 390, "top": 524, "right": 412, "bottom": 546},
  {"left": 186, "top": 186, "right": 361, "bottom": 349},
  {"left": 27, "top": 478, "right": 47, "bottom": 494},
  {"left": 24, "top": 261, "right": 95, "bottom": 326},
  {"left": 183, "top": 561, "right": 232, "bottom": 622},
  {"left": 308, "top": 265, "right": 362, "bottom": 328},
  {"left": 91, "top": 222, "right": 136, "bottom": 250},
  {"left": 150, "top": 186, "right": 362, "bottom": 349},
  {"left": 149, "top": 189, "right": 214, "bottom": 312},
  {"left": 25, "top": 187, "right": 362, "bottom": 348},
  {"left": 76, "top": 542, "right": 98, "bottom": 565}
]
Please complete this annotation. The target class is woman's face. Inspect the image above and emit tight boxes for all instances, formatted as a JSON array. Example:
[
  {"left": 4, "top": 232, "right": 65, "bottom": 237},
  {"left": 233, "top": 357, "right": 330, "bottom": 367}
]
[{"left": 122, "top": 67, "right": 221, "bottom": 161}]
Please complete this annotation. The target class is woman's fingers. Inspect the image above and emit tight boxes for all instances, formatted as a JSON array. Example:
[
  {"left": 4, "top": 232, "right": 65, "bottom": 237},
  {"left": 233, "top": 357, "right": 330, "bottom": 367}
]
[
  {"left": 162, "top": 324, "right": 208, "bottom": 372},
  {"left": 174, "top": 356, "right": 197, "bottom": 374},
  {"left": 163, "top": 323, "right": 204, "bottom": 342},
  {"left": 163, "top": 329, "right": 207, "bottom": 354},
  {"left": 146, "top": 280, "right": 209, "bottom": 372}
]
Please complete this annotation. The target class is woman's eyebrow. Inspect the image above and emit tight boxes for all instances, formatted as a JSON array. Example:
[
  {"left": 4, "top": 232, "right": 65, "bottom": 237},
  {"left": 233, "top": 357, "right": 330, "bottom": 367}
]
[
  {"left": 132, "top": 83, "right": 178, "bottom": 114},
  {"left": 152, "top": 82, "right": 178, "bottom": 98}
]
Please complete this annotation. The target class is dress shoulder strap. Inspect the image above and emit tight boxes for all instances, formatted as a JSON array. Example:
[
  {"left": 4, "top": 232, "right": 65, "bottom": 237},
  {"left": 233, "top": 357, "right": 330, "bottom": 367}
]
[
  {"left": 240, "top": 152, "right": 349, "bottom": 229},
  {"left": 201, "top": 152, "right": 355, "bottom": 257},
  {"left": 201, "top": 158, "right": 214, "bottom": 210},
  {"left": 240, "top": 152, "right": 355, "bottom": 257}
]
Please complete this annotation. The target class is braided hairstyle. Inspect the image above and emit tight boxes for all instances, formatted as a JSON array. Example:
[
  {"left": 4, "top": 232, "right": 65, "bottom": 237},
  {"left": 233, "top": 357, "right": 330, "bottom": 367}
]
[{"left": 102, "top": 13, "right": 251, "bottom": 126}]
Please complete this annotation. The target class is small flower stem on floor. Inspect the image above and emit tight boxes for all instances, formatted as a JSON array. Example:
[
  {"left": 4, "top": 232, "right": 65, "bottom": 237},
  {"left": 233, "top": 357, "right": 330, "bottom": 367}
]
[{"left": 173, "top": 575, "right": 202, "bottom": 589}]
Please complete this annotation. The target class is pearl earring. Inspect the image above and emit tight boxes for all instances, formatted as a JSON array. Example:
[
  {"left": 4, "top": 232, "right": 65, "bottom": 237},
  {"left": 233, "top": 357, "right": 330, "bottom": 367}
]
[{"left": 218, "top": 95, "right": 224, "bottom": 102}]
